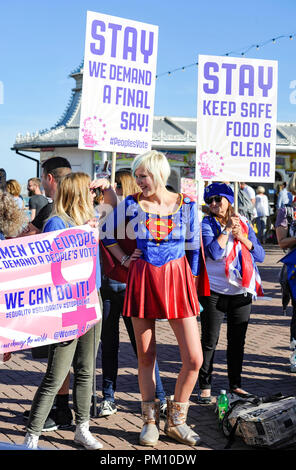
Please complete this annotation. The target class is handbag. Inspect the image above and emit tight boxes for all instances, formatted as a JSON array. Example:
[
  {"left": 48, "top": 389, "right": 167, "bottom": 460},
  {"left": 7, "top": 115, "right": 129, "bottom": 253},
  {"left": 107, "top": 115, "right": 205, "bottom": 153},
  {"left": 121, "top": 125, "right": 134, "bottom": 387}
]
[{"left": 99, "top": 238, "right": 136, "bottom": 284}]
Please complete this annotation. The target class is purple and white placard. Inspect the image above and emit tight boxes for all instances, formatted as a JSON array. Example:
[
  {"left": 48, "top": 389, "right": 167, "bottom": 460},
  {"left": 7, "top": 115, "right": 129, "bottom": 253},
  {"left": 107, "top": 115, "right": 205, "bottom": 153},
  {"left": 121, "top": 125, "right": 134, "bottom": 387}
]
[
  {"left": 196, "top": 55, "right": 278, "bottom": 183},
  {"left": 79, "top": 11, "right": 158, "bottom": 154}
]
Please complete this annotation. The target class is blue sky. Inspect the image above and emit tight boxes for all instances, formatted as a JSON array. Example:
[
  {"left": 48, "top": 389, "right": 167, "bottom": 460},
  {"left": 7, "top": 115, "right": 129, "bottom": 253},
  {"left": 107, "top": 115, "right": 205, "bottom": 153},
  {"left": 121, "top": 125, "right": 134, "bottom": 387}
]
[{"left": 1, "top": 0, "right": 296, "bottom": 185}]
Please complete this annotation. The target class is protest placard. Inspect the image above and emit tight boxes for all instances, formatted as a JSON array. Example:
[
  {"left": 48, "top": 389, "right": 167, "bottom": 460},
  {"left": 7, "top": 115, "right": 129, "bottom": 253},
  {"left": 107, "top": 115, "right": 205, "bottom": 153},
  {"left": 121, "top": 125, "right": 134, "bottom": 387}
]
[
  {"left": 0, "top": 225, "right": 101, "bottom": 354},
  {"left": 79, "top": 11, "right": 158, "bottom": 154},
  {"left": 180, "top": 177, "right": 198, "bottom": 202},
  {"left": 196, "top": 55, "right": 278, "bottom": 182}
]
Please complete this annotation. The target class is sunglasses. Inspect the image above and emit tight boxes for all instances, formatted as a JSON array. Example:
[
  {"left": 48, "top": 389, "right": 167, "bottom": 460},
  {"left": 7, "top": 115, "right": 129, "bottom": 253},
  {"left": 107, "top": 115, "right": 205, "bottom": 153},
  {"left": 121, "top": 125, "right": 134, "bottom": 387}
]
[{"left": 206, "top": 195, "right": 222, "bottom": 204}]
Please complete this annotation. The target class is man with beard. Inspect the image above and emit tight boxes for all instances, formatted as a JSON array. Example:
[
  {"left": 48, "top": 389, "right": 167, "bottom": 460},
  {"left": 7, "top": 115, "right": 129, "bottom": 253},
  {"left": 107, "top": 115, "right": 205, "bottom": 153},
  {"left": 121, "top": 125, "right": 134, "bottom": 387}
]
[{"left": 27, "top": 177, "right": 48, "bottom": 221}]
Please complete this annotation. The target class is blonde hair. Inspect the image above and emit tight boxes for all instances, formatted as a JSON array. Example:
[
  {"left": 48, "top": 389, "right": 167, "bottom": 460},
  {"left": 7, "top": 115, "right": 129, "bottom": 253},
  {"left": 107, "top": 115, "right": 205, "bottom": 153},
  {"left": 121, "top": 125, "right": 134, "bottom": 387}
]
[
  {"left": 132, "top": 150, "right": 171, "bottom": 188},
  {"left": 256, "top": 186, "right": 265, "bottom": 194},
  {"left": 115, "top": 169, "right": 140, "bottom": 198},
  {"left": 6, "top": 179, "right": 22, "bottom": 197},
  {"left": 51, "top": 172, "right": 94, "bottom": 226},
  {"left": 0, "top": 191, "right": 27, "bottom": 237}
]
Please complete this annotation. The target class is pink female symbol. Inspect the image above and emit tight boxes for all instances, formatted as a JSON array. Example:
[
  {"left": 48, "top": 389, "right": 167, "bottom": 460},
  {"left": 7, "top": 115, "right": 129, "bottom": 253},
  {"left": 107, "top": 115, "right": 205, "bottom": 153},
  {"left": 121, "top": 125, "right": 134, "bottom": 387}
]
[{"left": 50, "top": 228, "right": 99, "bottom": 335}]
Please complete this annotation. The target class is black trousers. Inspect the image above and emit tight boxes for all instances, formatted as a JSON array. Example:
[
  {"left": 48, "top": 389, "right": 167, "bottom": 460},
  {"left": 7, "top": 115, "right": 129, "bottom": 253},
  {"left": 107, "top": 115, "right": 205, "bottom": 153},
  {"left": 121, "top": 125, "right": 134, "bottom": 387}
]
[
  {"left": 100, "top": 279, "right": 136, "bottom": 401},
  {"left": 290, "top": 299, "right": 296, "bottom": 341},
  {"left": 198, "top": 290, "right": 252, "bottom": 391}
]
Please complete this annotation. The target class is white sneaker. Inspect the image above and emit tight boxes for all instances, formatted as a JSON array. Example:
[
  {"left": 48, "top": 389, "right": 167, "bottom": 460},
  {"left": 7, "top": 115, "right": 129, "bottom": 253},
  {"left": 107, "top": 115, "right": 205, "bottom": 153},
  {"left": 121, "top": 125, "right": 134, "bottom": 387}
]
[
  {"left": 74, "top": 422, "right": 103, "bottom": 450},
  {"left": 23, "top": 432, "right": 39, "bottom": 449}
]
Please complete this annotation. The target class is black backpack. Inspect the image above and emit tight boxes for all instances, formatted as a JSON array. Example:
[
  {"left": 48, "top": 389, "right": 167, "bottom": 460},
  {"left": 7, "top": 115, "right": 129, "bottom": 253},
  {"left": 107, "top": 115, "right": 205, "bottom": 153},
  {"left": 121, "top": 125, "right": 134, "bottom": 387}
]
[{"left": 223, "top": 393, "right": 296, "bottom": 449}]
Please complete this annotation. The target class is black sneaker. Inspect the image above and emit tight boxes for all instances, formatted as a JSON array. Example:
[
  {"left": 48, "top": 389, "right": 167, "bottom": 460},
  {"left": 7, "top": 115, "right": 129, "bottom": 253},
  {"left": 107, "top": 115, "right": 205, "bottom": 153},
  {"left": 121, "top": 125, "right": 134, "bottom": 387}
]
[
  {"left": 23, "top": 408, "right": 58, "bottom": 432},
  {"left": 42, "top": 409, "right": 58, "bottom": 432},
  {"left": 55, "top": 407, "right": 74, "bottom": 429},
  {"left": 23, "top": 410, "right": 30, "bottom": 422},
  {"left": 98, "top": 400, "right": 117, "bottom": 417}
]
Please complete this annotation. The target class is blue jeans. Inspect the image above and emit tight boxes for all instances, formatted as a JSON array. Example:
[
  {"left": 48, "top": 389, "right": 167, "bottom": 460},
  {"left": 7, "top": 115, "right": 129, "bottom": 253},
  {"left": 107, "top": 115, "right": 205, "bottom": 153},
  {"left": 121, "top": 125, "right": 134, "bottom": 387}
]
[
  {"left": 100, "top": 277, "right": 166, "bottom": 403},
  {"left": 256, "top": 216, "right": 268, "bottom": 244}
]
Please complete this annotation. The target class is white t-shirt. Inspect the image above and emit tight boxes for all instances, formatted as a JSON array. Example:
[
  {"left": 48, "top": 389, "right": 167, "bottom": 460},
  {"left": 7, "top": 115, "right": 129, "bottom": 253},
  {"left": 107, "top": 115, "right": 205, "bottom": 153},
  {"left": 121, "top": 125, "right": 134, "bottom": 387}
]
[
  {"left": 243, "top": 185, "right": 255, "bottom": 201},
  {"left": 243, "top": 185, "right": 257, "bottom": 218},
  {"left": 255, "top": 194, "right": 269, "bottom": 217}
]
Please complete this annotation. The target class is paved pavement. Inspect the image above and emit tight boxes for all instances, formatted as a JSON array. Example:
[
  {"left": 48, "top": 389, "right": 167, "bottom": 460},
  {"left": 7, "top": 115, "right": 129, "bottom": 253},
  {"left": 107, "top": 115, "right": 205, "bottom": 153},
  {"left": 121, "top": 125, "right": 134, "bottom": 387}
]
[{"left": 0, "top": 244, "right": 295, "bottom": 454}]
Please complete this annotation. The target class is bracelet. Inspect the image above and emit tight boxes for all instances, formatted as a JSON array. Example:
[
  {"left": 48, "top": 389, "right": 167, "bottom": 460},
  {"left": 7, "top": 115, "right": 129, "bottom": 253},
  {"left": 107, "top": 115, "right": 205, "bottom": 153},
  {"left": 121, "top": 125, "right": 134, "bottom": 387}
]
[{"left": 120, "top": 254, "right": 130, "bottom": 266}]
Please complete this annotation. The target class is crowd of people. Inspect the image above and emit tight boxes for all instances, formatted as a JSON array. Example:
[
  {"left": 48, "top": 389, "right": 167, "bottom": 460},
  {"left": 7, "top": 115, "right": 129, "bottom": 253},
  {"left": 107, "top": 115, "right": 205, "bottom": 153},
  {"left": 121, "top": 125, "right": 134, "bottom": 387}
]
[{"left": 0, "top": 151, "right": 294, "bottom": 450}]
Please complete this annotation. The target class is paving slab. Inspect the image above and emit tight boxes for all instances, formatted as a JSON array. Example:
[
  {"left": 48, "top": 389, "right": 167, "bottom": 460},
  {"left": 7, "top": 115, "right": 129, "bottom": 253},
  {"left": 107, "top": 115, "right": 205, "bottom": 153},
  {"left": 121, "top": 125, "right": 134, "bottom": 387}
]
[{"left": 0, "top": 244, "right": 295, "bottom": 456}]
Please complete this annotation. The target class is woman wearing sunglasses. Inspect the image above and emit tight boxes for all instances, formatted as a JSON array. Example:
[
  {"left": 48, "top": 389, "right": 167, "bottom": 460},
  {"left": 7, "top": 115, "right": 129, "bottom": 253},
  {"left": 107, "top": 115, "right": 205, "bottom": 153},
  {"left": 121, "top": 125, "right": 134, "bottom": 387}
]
[{"left": 197, "top": 183, "right": 265, "bottom": 403}]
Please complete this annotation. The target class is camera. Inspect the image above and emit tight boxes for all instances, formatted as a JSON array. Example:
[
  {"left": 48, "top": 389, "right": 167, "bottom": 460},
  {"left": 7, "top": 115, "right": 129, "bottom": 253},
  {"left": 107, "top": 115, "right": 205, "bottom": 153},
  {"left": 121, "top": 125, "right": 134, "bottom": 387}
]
[
  {"left": 91, "top": 187, "right": 103, "bottom": 206},
  {"left": 91, "top": 187, "right": 102, "bottom": 198}
]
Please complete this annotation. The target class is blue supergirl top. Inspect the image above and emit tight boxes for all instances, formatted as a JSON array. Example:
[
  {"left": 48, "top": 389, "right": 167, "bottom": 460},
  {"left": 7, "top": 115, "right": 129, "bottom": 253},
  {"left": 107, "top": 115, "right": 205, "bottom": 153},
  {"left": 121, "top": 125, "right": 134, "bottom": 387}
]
[{"left": 101, "top": 193, "right": 201, "bottom": 276}]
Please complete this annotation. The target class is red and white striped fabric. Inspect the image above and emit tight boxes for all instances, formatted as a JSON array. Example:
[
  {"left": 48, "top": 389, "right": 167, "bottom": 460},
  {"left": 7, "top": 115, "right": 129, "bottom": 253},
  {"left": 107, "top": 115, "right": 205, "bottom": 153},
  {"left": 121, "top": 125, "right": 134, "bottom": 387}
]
[{"left": 225, "top": 217, "right": 264, "bottom": 299}]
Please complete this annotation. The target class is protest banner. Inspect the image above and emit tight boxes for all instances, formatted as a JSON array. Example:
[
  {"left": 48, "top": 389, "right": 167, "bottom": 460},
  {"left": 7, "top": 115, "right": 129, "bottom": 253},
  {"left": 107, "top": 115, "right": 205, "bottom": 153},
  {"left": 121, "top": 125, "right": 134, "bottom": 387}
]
[
  {"left": 79, "top": 11, "right": 158, "bottom": 155},
  {"left": 196, "top": 55, "right": 278, "bottom": 183},
  {"left": 180, "top": 177, "right": 198, "bottom": 202},
  {"left": 0, "top": 225, "right": 101, "bottom": 354}
]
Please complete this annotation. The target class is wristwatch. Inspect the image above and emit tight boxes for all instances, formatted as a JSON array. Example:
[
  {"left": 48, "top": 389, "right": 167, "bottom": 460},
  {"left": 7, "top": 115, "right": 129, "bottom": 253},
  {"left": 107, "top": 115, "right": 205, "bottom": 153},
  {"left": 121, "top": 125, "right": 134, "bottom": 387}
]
[{"left": 221, "top": 229, "right": 230, "bottom": 236}]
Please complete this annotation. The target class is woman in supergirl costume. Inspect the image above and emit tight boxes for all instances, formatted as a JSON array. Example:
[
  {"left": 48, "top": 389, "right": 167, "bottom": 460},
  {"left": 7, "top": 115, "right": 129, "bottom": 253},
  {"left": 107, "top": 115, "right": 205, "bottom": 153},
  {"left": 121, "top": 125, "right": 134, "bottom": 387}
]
[{"left": 102, "top": 150, "right": 204, "bottom": 447}]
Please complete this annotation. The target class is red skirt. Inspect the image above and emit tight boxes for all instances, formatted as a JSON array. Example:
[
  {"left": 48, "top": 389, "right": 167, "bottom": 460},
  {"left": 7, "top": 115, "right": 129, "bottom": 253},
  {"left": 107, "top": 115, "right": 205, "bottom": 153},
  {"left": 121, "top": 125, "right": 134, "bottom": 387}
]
[{"left": 123, "top": 255, "right": 200, "bottom": 319}]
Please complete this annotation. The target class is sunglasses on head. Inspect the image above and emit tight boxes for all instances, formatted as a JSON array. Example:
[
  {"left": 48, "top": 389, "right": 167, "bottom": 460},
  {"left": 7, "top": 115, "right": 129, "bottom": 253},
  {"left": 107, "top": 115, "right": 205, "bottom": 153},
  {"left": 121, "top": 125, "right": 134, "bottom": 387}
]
[{"left": 206, "top": 195, "right": 222, "bottom": 204}]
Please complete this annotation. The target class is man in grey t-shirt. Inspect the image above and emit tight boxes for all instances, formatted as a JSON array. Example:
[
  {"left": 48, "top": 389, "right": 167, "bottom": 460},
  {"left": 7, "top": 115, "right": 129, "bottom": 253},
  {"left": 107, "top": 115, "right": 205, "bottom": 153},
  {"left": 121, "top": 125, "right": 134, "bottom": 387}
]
[{"left": 27, "top": 177, "right": 48, "bottom": 221}]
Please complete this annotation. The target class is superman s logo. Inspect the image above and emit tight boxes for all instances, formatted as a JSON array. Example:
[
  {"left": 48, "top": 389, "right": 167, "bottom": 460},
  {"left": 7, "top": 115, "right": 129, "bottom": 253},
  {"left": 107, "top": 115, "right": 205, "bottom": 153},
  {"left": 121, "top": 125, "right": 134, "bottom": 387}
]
[{"left": 146, "top": 217, "right": 176, "bottom": 241}]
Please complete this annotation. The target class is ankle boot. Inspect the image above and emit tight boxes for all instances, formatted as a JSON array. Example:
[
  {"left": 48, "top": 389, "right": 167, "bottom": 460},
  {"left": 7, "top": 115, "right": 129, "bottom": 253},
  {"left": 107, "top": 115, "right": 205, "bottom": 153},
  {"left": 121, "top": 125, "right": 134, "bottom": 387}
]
[
  {"left": 164, "top": 395, "right": 201, "bottom": 446},
  {"left": 74, "top": 421, "right": 103, "bottom": 450},
  {"left": 139, "top": 399, "right": 160, "bottom": 446}
]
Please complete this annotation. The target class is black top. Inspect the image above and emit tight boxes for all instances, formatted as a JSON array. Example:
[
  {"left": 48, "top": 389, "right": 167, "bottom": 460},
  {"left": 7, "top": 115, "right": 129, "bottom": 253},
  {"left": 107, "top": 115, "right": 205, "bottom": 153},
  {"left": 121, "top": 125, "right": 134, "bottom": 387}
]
[{"left": 32, "top": 202, "right": 53, "bottom": 231}]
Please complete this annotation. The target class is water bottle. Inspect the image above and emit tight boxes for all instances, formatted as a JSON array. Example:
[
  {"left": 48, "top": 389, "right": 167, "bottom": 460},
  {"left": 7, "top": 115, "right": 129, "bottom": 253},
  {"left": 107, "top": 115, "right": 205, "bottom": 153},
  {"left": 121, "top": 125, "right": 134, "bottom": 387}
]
[
  {"left": 290, "top": 350, "right": 296, "bottom": 373},
  {"left": 217, "top": 390, "right": 229, "bottom": 421}
]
